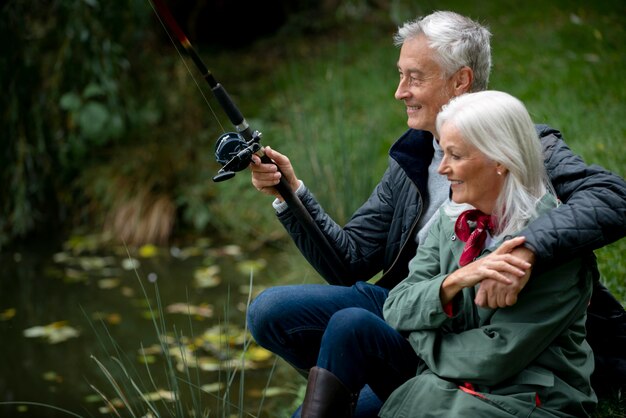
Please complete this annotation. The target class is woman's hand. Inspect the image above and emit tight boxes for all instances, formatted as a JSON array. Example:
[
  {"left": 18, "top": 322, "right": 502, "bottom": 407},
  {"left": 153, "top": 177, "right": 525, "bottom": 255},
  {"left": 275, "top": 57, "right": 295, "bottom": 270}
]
[
  {"left": 249, "top": 146, "right": 300, "bottom": 200},
  {"left": 441, "top": 236, "right": 531, "bottom": 305},
  {"left": 474, "top": 245, "right": 535, "bottom": 308}
]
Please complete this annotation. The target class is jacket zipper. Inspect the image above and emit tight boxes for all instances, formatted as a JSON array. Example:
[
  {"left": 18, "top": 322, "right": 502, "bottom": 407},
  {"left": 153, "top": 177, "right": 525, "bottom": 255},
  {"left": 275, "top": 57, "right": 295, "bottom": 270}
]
[{"left": 377, "top": 191, "right": 423, "bottom": 286}]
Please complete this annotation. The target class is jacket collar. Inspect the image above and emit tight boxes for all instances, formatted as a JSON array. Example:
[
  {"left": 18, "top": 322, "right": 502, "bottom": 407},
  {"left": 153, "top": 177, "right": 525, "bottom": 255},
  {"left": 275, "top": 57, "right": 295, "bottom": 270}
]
[{"left": 389, "top": 129, "right": 435, "bottom": 195}]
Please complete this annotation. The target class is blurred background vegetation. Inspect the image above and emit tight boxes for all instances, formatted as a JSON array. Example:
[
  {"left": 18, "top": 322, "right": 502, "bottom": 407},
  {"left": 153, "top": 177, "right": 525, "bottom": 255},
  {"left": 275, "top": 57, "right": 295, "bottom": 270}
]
[{"left": 1, "top": 0, "right": 624, "bottom": 415}]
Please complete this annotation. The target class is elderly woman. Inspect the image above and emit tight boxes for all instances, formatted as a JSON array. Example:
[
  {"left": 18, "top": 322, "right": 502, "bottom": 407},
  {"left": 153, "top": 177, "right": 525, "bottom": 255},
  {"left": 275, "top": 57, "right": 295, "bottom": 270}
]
[{"left": 302, "top": 91, "right": 597, "bottom": 417}]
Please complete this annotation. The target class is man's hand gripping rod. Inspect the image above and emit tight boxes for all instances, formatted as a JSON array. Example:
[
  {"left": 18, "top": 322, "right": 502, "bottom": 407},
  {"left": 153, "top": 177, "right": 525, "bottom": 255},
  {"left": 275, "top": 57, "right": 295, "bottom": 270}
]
[{"left": 151, "top": 0, "right": 349, "bottom": 283}]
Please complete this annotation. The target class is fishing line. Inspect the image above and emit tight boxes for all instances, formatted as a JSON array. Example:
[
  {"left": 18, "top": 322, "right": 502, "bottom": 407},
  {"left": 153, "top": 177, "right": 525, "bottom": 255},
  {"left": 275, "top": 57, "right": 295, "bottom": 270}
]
[{"left": 147, "top": 0, "right": 226, "bottom": 134}]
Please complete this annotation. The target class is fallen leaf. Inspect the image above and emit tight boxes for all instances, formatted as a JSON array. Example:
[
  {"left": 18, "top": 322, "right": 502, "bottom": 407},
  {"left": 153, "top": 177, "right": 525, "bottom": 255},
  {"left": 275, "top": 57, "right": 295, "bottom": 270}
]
[
  {"left": 23, "top": 321, "right": 80, "bottom": 344},
  {"left": 0, "top": 308, "right": 16, "bottom": 321},
  {"left": 138, "top": 354, "right": 157, "bottom": 364},
  {"left": 64, "top": 268, "right": 88, "bottom": 283},
  {"left": 142, "top": 389, "right": 176, "bottom": 402},
  {"left": 138, "top": 244, "right": 159, "bottom": 258},
  {"left": 121, "top": 257, "right": 140, "bottom": 271},
  {"left": 52, "top": 252, "right": 72, "bottom": 264},
  {"left": 166, "top": 303, "right": 214, "bottom": 319},
  {"left": 200, "top": 382, "right": 224, "bottom": 393},
  {"left": 121, "top": 286, "right": 135, "bottom": 297},
  {"left": 91, "top": 312, "right": 121, "bottom": 325},
  {"left": 42, "top": 371, "right": 63, "bottom": 383},
  {"left": 236, "top": 259, "right": 267, "bottom": 275},
  {"left": 244, "top": 345, "right": 273, "bottom": 362},
  {"left": 193, "top": 265, "right": 221, "bottom": 288},
  {"left": 170, "top": 246, "right": 203, "bottom": 260},
  {"left": 78, "top": 256, "right": 114, "bottom": 271},
  {"left": 98, "top": 278, "right": 121, "bottom": 289},
  {"left": 262, "top": 387, "right": 293, "bottom": 397}
]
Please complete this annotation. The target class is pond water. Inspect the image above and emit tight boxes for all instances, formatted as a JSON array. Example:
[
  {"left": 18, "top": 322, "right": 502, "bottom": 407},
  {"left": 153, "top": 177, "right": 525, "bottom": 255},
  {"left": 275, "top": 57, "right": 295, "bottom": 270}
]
[{"left": 0, "top": 234, "right": 300, "bottom": 417}]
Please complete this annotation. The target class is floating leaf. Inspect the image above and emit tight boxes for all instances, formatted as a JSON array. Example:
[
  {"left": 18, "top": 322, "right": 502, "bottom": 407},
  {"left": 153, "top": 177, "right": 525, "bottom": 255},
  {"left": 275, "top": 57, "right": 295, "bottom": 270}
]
[
  {"left": 222, "top": 244, "right": 242, "bottom": 256},
  {"left": 166, "top": 302, "right": 214, "bottom": 319},
  {"left": 238, "top": 285, "right": 267, "bottom": 298},
  {"left": 236, "top": 259, "right": 267, "bottom": 275},
  {"left": 23, "top": 321, "right": 80, "bottom": 344},
  {"left": 141, "top": 310, "right": 160, "bottom": 320},
  {"left": 195, "top": 237, "right": 212, "bottom": 248},
  {"left": 107, "top": 313, "right": 122, "bottom": 325},
  {"left": 196, "top": 357, "right": 224, "bottom": 372},
  {"left": 193, "top": 265, "right": 221, "bottom": 288},
  {"left": 64, "top": 234, "right": 103, "bottom": 254},
  {"left": 200, "top": 382, "right": 224, "bottom": 394},
  {"left": 121, "top": 286, "right": 135, "bottom": 297},
  {"left": 138, "top": 244, "right": 159, "bottom": 258},
  {"left": 170, "top": 245, "right": 203, "bottom": 260},
  {"left": 244, "top": 345, "right": 273, "bottom": 362},
  {"left": 0, "top": 308, "right": 16, "bottom": 321},
  {"left": 262, "top": 387, "right": 293, "bottom": 397},
  {"left": 64, "top": 268, "right": 88, "bottom": 283},
  {"left": 78, "top": 256, "right": 114, "bottom": 271},
  {"left": 138, "top": 354, "right": 157, "bottom": 364},
  {"left": 98, "top": 278, "right": 121, "bottom": 289},
  {"left": 121, "top": 257, "right": 140, "bottom": 270},
  {"left": 96, "top": 396, "right": 131, "bottom": 414},
  {"left": 42, "top": 371, "right": 63, "bottom": 383},
  {"left": 92, "top": 312, "right": 122, "bottom": 325},
  {"left": 84, "top": 394, "right": 103, "bottom": 403},
  {"left": 52, "top": 251, "right": 72, "bottom": 264},
  {"left": 209, "top": 244, "right": 242, "bottom": 257},
  {"left": 138, "top": 344, "right": 162, "bottom": 356},
  {"left": 142, "top": 390, "right": 176, "bottom": 402}
]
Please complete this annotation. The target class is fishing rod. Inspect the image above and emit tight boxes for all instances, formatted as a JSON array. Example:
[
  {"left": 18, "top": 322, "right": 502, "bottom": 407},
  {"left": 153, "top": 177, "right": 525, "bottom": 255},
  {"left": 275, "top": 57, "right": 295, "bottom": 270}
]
[{"left": 150, "top": 0, "right": 349, "bottom": 283}]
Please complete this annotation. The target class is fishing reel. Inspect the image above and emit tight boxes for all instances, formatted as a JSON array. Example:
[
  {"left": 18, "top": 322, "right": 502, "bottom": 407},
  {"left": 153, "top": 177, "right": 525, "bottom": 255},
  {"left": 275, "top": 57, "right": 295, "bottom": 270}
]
[{"left": 212, "top": 130, "right": 263, "bottom": 182}]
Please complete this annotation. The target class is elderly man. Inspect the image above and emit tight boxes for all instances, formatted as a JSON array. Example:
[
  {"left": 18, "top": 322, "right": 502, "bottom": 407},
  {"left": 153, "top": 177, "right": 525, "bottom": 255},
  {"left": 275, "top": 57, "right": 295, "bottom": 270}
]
[{"left": 247, "top": 11, "right": 626, "bottom": 417}]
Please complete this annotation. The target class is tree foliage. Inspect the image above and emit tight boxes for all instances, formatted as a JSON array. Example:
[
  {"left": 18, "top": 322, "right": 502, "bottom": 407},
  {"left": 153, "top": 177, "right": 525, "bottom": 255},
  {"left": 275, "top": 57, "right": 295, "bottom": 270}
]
[{"left": 0, "top": 0, "right": 157, "bottom": 247}]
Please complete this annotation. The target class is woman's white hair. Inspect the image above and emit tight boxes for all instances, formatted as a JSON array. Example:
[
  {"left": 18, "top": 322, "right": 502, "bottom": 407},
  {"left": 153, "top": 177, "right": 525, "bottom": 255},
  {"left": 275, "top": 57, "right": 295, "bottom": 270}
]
[
  {"left": 394, "top": 11, "right": 492, "bottom": 92},
  {"left": 436, "top": 90, "right": 553, "bottom": 237}
]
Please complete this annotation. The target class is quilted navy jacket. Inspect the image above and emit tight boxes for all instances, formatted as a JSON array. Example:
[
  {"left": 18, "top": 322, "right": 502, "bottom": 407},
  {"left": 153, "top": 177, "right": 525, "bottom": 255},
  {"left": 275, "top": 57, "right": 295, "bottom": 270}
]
[{"left": 276, "top": 125, "right": 626, "bottom": 289}]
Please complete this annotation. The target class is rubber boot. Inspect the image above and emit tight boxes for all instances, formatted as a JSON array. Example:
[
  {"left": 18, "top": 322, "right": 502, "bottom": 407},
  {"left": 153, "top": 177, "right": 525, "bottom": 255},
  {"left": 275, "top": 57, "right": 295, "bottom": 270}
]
[{"left": 301, "top": 366, "right": 357, "bottom": 418}]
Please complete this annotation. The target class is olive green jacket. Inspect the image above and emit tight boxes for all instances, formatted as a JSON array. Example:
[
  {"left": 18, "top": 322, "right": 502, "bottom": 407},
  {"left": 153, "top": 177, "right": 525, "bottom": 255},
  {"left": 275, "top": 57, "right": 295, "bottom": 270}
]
[{"left": 381, "top": 199, "right": 597, "bottom": 417}]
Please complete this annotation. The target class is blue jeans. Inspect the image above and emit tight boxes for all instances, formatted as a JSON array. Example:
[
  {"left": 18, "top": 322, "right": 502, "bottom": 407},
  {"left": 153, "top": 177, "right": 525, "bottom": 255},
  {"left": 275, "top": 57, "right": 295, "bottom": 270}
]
[{"left": 247, "top": 282, "right": 420, "bottom": 417}]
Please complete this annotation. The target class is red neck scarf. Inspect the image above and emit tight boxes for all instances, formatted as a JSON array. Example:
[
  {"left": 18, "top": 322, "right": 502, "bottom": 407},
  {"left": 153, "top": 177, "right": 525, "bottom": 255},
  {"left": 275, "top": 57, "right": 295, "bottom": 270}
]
[{"left": 454, "top": 209, "right": 494, "bottom": 266}]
